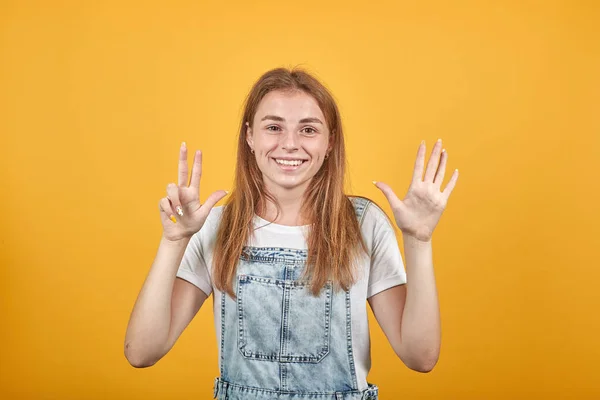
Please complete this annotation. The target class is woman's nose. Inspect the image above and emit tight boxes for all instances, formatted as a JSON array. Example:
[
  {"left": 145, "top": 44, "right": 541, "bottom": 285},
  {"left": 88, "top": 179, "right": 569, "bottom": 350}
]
[{"left": 281, "top": 130, "right": 299, "bottom": 150}]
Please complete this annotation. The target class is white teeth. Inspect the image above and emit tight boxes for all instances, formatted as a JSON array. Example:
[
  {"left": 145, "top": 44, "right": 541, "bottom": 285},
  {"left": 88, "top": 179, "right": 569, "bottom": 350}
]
[{"left": 275, "top": 159, "right": 304, "bottom": 166}]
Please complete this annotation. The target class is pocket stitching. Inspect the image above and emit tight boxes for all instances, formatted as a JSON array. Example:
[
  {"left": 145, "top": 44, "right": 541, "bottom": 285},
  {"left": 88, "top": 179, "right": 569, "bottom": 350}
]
[{"left": 237, "top": 274, "right": 332, "bottom": 363}]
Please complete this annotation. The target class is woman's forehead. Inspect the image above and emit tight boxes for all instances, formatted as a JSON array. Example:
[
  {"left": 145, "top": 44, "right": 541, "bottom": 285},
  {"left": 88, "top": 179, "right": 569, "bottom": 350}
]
[{"left": 254, "top": 90, "right": 325, "bottom": 122}]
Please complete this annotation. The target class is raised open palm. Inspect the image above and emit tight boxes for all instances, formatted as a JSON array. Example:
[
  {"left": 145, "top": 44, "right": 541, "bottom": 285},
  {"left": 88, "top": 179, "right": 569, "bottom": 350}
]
[
  {"left": 374, "top": 139, "right": 459, "bottom": 242},
  {"left": 159, "top": 142, "right": 228, "bottom": 242}
]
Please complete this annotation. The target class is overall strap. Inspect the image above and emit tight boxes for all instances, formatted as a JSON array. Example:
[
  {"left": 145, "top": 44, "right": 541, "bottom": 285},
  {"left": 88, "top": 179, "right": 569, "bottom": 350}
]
[{"left": 349, "top": 196, "right": 371, "bottom": 227}]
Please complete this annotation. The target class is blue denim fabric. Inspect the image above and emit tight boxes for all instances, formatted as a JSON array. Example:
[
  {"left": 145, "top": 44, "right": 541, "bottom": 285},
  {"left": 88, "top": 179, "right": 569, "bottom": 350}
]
[{"left": 213, "top": 197, "right": 379, "bottom": 400}]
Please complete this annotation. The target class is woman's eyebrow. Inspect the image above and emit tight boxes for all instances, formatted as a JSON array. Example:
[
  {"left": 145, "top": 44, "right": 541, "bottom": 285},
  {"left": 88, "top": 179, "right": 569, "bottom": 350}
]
[{"left": 260, "top": 115, "right": 323, "bottom": 125}]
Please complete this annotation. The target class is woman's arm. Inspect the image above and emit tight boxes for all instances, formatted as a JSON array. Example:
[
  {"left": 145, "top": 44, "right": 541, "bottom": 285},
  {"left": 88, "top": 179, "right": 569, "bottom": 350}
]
[
  {"left": 371, "top": 138, "right": 457, "bottom": 372},
  {"left": 368, "top": 234, "right": 440, "bottom": 373},
  {"left": 124, "top": 235, "right": 208, "bottom": 368},
  {"left": 398, "top": 234, "right": 440, "bottom": 370}
]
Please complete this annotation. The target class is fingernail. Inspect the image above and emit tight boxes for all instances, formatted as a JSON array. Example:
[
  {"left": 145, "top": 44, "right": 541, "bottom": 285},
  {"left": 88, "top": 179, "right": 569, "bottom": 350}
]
[
  {"left": 225, "top": 190, "right": 229, "bottom": 194},
  {"left": 372, "top": 181, "right": 377, "bottom": 186},
  {"left": 421, "top": 140, "right": 425, "bottom": 146},
  {"left": 442, "top": 148, "right": 446, "bottom": 153},
  {"left": 169, "top": 215, "right": 176, "bottom": 223},
  {"left": 437, "top": 138, "right": 442, "bottom": 143},
  {"left": 176, "top": 206, "right": 183, "bottom": 216},
  {"left": 182, "top": 141, "right": 186, "bottom": 148}
]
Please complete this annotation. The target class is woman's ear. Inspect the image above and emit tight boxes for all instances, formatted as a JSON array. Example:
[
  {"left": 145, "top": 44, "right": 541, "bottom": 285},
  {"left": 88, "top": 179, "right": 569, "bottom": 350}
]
[{"left": 245, "top": 121, "right": 254, "bottom": 148}]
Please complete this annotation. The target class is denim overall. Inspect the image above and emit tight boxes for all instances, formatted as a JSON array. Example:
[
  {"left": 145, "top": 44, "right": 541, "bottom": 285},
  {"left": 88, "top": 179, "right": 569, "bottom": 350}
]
[{"left": 213, "top": 197, "right": 379, "bottom": 399}]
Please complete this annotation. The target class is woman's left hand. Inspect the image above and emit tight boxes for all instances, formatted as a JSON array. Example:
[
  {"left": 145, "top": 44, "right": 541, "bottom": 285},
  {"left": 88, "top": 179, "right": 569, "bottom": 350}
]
[{"left": 374, "top": 139, "right": 459, "bottom": 242}]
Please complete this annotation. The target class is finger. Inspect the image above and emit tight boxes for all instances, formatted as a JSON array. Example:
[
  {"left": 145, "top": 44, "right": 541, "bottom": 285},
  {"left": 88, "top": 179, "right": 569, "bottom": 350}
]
[
  {"left": 412, "top": 141, "right": 426, "bottom": 184},
  {"left": 372, "top": 181, "right": 402, "bottom": 208},
  {"left": 178, "top": 142, "right": 189, "bottom": 187},
  {"left": 159, "top": 197, "right": 176, "bottom": 224},
  {"left": 166, "top": 183, "right": 184, "bottom": 217},
  {"left": 189, "top": 150, "right": 202, "bottom": 190},
  {"left": 166, "top": 195, "right": 176, "bottom": 215},
  {"left": 424, "top": 139, "right": 443, "bottom": 183},
  {"left": 433, "top": 148, "right": 447, "bottom": 189},
  {"left": 442, "top": 169, "right": 459, "bottom": 199}
]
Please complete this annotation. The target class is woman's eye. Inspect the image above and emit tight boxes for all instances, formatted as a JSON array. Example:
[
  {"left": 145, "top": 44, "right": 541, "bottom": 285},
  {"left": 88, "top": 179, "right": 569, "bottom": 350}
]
[
  {"left": 302, "top": 127, "right": 316, "bottom": 134},
  {"left": 266, "top": 126, "right": 281, "bottom": 132}
]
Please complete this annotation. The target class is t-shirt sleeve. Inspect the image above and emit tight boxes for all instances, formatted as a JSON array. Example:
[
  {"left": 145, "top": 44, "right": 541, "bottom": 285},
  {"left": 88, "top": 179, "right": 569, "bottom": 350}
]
[
  {"left": 175, "top": 228, "right": 213, "bottom": 297},
  {"left": 365, "top": 202, "right": 407, "bottom": 298}
]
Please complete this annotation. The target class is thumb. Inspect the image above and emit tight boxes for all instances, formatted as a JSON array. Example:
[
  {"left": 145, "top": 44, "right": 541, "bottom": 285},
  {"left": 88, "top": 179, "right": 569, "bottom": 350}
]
[
  {"left": 201, "top": 190, "right": 229, "bottom": 212},
  {"left": 373, "top": 181, "right": 400, "bottom": 208}
]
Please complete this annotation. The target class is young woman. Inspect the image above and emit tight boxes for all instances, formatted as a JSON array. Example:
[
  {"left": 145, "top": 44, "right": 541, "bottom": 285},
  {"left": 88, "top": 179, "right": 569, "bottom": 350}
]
[{"left": 125, "top": 67, "right": 459, "bottom": 400}]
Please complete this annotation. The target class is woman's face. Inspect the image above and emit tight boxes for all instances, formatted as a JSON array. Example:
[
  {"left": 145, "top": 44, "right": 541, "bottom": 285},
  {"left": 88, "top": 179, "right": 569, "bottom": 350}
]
[{"left": 246, "top": 90, "right": 332, "bottom": 194}]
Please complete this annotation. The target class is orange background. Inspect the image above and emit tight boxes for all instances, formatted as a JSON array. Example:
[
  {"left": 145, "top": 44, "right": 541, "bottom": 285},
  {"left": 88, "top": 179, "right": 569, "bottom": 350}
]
[{"left": 1, "top": 0, "right": 598, "bottom": 398}]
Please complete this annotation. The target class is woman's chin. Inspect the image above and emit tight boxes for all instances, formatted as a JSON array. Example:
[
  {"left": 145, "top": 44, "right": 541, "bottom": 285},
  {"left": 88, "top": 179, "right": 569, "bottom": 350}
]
[{"left": 265, "top": 175, "right": 311, "bottom": 191}]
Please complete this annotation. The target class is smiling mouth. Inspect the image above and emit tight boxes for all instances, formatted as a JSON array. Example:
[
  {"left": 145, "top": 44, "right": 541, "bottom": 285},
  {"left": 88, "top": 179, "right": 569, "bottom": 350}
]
[
  {"left": 273, "top": 158, "right": 307, "bottom": 166},
  {"left": 272, "top": 158, "right": 308, "bottom": 170}
]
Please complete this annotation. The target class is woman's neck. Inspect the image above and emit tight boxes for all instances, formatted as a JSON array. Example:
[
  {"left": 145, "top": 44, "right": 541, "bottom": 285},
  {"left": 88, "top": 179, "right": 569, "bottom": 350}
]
[{"left": 259, "top": 184, "right": 309, "bottom": 226}]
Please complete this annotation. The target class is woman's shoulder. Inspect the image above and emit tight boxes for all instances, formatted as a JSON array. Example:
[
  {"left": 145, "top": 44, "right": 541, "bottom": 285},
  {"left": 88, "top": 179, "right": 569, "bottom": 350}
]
[
  {"left": 346, "top": 195, "right": 384, "bottom": 217},
  {"left": 346, "top": 195, "right": 393, "bottom": 228},
  {"left": 203, "top": 205, "right": 226, "bottom": 230}
]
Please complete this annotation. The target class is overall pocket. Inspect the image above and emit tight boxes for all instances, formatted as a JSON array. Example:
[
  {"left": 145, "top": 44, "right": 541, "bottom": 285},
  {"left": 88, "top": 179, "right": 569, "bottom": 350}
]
[{"left": 236, "top": 274, "right": 332, "bottom": 363}]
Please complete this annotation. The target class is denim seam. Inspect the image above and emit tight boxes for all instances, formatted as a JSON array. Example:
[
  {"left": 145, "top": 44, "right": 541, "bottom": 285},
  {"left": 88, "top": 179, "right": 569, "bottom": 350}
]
[
  {"left": 236, "top": 277, "right": 246, "bottom": 360},
  {"left": 220, "top": 290, "right": 226, "bottom": 378},
  {"left": 240, "top": 246, "right": 307, "bottom": 265},
  {"left": 346, "top": 288, "right": 359, "bottom": 390},
  {"left": 215, "top": 377, "right": 371, "bottom": 397},
  {"left": 281, "top": 277, "right": 290, "bottom": 389}
]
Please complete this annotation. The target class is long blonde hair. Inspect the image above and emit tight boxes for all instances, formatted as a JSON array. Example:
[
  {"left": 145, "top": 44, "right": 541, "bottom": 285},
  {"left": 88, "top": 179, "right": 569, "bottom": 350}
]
[{"left": 213, "top": 67, "right": 377, "bottom": 299}]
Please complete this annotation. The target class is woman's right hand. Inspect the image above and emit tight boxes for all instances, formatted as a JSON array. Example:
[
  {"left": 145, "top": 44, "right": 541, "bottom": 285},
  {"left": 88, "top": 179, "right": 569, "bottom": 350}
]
[{"left": 158, "top": 142, "right": 228, "bottom": 242}]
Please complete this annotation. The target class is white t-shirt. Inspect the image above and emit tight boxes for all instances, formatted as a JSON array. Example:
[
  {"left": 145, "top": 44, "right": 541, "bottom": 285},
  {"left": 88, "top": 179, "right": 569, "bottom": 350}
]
[{"left": 176, "top": 198, "right": 407, "bottom": 391}]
